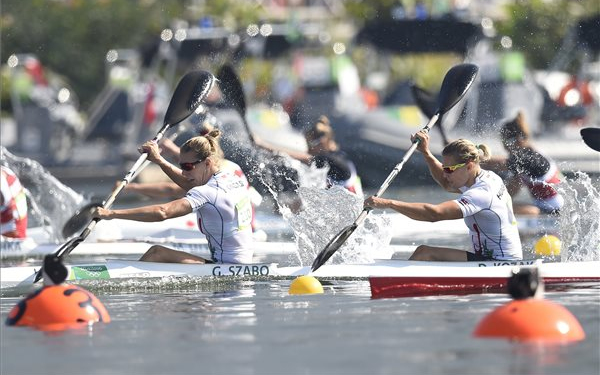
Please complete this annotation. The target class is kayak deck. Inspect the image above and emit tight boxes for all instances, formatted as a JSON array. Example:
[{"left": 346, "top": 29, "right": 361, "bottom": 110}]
[{"left": 3, "top": 259, "right": 598, "bottom": 296}]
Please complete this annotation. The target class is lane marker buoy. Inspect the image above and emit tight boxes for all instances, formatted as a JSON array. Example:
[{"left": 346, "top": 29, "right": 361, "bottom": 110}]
[
  {"left": 289, "top": 275, "right": 324, "bottom": 295},
  {"left": 473, "top": 268, "right": 584, "bottom": 342},
  {"left": 5, "top": 255, "right": 110, "bottom": 331}
]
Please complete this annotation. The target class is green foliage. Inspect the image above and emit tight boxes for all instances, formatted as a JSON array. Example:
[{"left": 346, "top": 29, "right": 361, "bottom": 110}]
[
  {"left": 496, "top": 0, "right": 598, "bottom": 71},
  {"left": 1, "top": 0, "right": 596, "bottom": 111},
  {"left": 1, "top": 0, "right": 187, "bottom": 109}
]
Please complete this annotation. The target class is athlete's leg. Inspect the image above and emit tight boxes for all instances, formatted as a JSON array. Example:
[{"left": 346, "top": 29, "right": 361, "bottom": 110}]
[
  {"left": 409, "top": 245, "right": 469, "bottom": 261},
  {"left": 139, "top": 245, "right": 211, "bottom": 264}
]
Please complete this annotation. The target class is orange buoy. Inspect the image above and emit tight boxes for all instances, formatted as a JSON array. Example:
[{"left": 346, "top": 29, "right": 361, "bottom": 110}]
[
  {"left": 473, "top": 299, "right": 585, "bottom": 342},
  {"left": 5, "top": 284, "right": 111, "bottom": 331},
  {"left": 474, "top": 268, "right": 585, "bottom": 343}
]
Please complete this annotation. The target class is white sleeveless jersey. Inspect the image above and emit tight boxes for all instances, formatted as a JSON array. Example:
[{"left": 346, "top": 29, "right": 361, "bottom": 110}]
[
  {"left": 455, "top": 170, "right": 523, "bottom": 260},
  {"left": 184, "top": 171, "right": 254, "bottom": 263}
]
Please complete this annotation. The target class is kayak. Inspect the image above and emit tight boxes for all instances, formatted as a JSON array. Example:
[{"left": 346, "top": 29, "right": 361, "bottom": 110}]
[
  {"left": 2, "top": 212, "right": 558, "bottom": 260},
  {"left": 0, "top": 234, "right": 414, "bottom": 262},
  {"left": 3, "top": 258, "right": 597, "bottom": 294},
  {"left": 369, "top": 260, "right": 600, "bottom": 298}
]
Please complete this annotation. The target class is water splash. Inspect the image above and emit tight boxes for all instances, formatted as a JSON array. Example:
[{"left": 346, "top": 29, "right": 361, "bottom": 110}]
[
  {"left": 557, "top": 172, "right": 600, "bottom": 262},
  {"left": 281, "top": 186, "right": 393, "bottom": 266},
  {"left": 1, "top": 147, "right": 86, "bottom": 242},
  {"left": 250, "top": 152, "right": 393, "bottom": 266}
]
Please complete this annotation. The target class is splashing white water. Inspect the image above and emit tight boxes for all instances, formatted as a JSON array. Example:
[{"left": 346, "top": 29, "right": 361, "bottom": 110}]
[
  {"left": 254, "top": 154, "right": 393, "bottom": 266},
  {"left": 1, "top": 147, "right": 86, "bottom": 242},
  {"left": 557, "top": 172, "right": 600, "bottom": 262},
  {"left": 280, "top": 185, "right": 393, "bottom": 266}
]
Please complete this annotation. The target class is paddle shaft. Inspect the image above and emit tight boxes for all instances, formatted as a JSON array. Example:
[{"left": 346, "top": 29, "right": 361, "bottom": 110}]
[
  {"left": 357, "top": 113, "right": 440, "bottom": 222},
  {"left": 241, "top": 116, "right": 256, "bottom": 145},
  {"left": 309, "top": 113, "right": 440, "bottom": 272},
  {"left": 56, "top": 123, "right": 174, "bottom": 259}
]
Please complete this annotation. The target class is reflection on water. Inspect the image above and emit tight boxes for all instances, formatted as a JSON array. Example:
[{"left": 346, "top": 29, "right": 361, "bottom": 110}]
[{"left": 1, "top": 281, "right": 598, "bottom": 375}]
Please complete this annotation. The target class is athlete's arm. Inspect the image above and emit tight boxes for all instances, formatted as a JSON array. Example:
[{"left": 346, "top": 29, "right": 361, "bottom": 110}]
[
  {"left": 364, "top": 197, "right": 462, "bottom": 222},
  {"left": 94, "top": 198, "right": 192, "bottom": 222},
  {"left": 126, "top": 182, "right": 186, "bottom": 199}
]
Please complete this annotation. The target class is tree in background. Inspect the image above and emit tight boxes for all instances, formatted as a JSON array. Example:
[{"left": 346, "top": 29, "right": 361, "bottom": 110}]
[
  {"left": 2, "top": 0, "right": 597, "bottom": 111},
  {"left": 1, "top": 0, "right": 187, "bottom": 109},
  {"left": 1, "top": 0, "right": 267, "bottom": 111},
  {"left": 496, "top": 0, "right": 598, "bottom": 72}
]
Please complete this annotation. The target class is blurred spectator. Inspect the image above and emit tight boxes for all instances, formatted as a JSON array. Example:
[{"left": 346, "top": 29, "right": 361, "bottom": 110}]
[
  {"left": 391, "top": 2, "right": 406, "bottom": 19},
  {"left": 414, "top": 1, "right": 428, "bottom": 19},
  {"left": 1, "top": 166, "right": 28, "bottom": 238}
]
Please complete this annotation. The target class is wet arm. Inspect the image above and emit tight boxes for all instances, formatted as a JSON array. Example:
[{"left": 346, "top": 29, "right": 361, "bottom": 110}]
[
  {"left": 421, "top": 150, "right": 460, "bottom": 193},
  {"left": 367, "top": 197, "right": 462, "bottom": 222},
  {"left": 254, "top": 137, "right": 312, "bottom": 164},
  {"left": 153, "top": 157, "right": 195, "bottom": 191},
  {"left": 97, "top": 198, "right": 192, "bottom": 222},
  {"left": 126, "top": 182, "right": 186, "bottom": 199},
  {"left": 482, "top": 156, "right": 508, "bottom": 173}
]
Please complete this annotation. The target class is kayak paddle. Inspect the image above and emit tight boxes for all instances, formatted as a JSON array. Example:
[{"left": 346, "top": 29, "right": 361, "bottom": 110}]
[
  {"left": 410, "top": 83, "right": 450, "bottom": 146},
  {"left": 35, "top": 70, "right": 216, "bottom": 283},
  {"left": 217, "top": 64, "right": 255, "bottom": 145},
  {"left": 311, "top": 63, "right": 479, "bottom": 272},
  {"left": 581, "top": 127, "right": 600, "bottom": 152}
]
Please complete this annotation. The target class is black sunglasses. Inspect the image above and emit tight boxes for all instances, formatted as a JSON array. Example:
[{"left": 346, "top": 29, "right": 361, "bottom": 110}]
[{"left": 179, "top": 159, "right": 205, "bottom": 171}]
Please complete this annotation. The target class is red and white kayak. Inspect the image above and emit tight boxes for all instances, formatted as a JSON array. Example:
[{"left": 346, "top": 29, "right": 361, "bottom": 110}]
[{"left": 369, "top": 260, "right": 600, "bottom": 298}]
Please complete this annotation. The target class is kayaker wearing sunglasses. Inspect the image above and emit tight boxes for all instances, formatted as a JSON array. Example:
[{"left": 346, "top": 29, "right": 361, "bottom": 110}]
[
  {"left": 364, "top": 130, "right": 522, "bottom": 262},
  {"left": 93, "top": 130, "right": 254, "bottom": 264},
  {"left": 256, "top": 115, "right": 363, "bottom": 196}
]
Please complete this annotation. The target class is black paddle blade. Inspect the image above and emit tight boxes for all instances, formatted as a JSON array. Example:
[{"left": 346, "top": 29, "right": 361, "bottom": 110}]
[
  {"left": 41, "top": 254, "right": 68, "bottom": 285},
  {"left": 33, "top": 238, "right": 79, "bottom": 283},
  {"left": 164, "top": 70, "right": 216, "bottom": 127},
  {"left": 61, "top": 202, "right": 103, "bottom": 239},
  {"left": 436, "top": 63, "right": 479, "bottom": 114},
  {"left": 311, "top": 224, "right": 358, "bottom": 272},
  {"left": 217, "top": 63, "right": 247, "bottom": 118},
  {"left": 411, "top": 83, "right": 450, "bottom": 146},
  {"left": 581, "top": 127, "right": 600, "bottom": 152},
  {"left": 410, "top": 83, "right": 437, "bottom": 119}
]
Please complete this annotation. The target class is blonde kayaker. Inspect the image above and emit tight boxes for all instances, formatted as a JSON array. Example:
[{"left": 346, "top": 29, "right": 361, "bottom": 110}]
[
  {"left": 93, "top": 130, "right": 254, "bottom": 264},
  {"left": 364, "top": 131, "right": 523, "bottom": 261}
]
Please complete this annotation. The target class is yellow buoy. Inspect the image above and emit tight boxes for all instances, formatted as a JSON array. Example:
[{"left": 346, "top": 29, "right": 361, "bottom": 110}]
[
  {"left": 289, "top": 275, "right": 324, "bottom": 295},
  {"left": 534, "top": 235, "right": 561, "bottom": 257}
]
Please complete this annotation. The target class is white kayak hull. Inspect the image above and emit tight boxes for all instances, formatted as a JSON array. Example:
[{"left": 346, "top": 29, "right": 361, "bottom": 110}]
[
  {"left": 2, "top": 258, "right": 598, "bottom": 293},
  {"left": 0, "top": 237, "right": 415, "bottom": 262},
  {"left": 6, "top": 212, "right": 557, "bottom": 259}
]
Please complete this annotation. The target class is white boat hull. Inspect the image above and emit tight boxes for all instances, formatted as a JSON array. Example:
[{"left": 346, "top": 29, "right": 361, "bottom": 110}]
[{"left": 2, "top": 258, "right": 598, "bottom": 293}]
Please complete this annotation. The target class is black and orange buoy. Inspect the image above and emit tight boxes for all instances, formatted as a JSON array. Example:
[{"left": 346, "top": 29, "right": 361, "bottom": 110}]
[
  {"left": 5, "top": 255, "right": 110, "bottom": 331},
  {"left": 473, "top": 268, "right": 585, "bottom": 343}
]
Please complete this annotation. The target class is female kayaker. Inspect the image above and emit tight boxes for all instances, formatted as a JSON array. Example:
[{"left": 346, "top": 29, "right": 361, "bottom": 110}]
[
  {"left": 364, "top": 131, "right": 523, "bottom": 261},
  {"left": 93, "top": 130, "right": 254, "bottom": 264},
  {"left": 256, "top": 115, "right": 363, "bottom": 195},
  {"left": 486, "top": 111, "right": 564, "bottom": 215}
]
